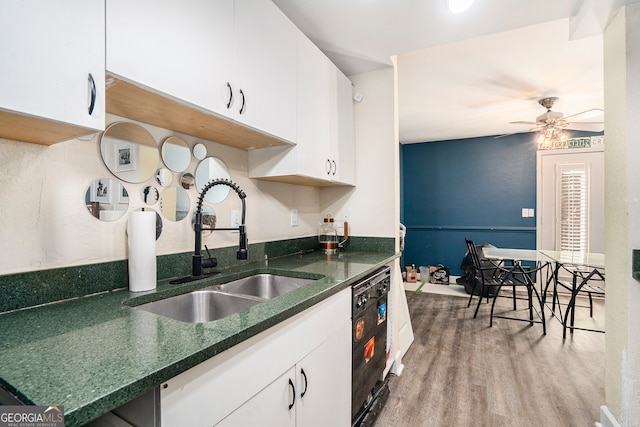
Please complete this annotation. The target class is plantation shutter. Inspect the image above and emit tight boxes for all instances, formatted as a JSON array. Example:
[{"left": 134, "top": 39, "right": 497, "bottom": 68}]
[{"left": 557, "top": 163, "right": 589, "bottom": 252}]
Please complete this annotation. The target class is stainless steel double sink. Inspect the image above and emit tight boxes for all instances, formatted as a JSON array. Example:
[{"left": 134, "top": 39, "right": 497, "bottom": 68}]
[{"left": 134, "top": 274, "right": 318, "bottom": 323}]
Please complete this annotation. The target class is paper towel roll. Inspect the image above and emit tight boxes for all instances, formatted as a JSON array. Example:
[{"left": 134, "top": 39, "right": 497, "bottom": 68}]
[{"left": 127, "top": 211, "right": 157, "bottom": 292}]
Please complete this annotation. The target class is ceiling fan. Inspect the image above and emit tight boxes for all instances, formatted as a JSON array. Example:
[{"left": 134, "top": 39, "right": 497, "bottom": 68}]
[{"left": 510, "top": 96, "right": 604, "bottom": 133}]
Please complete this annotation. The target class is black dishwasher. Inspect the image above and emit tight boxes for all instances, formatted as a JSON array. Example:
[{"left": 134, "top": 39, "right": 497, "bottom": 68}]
[{"left": 352, "top": 266, "right": 391, "bottom": 426}]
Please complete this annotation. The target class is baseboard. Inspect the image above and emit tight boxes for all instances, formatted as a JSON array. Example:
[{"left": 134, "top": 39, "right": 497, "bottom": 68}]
[{"left": 596, "top": 405, "right": 622, "bottom": 427}]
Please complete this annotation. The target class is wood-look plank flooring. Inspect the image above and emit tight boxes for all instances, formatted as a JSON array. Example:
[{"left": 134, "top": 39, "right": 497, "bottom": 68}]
[{"left": 375, "top": 291, "right": 605, "bottom": 427}]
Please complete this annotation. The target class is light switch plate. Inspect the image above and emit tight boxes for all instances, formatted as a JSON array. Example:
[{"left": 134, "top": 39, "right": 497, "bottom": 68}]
[{"left": 290, "top": 209, "right": 298, "bottom": 227}]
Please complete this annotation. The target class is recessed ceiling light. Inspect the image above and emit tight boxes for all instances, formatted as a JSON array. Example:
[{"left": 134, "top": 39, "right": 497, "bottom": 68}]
[{"left": 446, "top": 0, "right": 475, "bottom": 14}]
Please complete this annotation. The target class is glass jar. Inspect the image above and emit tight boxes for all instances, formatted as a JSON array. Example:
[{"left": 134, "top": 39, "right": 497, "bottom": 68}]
[{"left": 318, "top": 214, "right": 339, "bottom": 254}]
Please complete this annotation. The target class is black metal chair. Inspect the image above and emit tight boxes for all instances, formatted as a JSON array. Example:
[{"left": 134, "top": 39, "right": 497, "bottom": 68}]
[
  {"left": 465, "top": 239, "right": 519, "bottom": 312},
  {"left": 464, "top": 238, "right": 546, "bottom": 334}
]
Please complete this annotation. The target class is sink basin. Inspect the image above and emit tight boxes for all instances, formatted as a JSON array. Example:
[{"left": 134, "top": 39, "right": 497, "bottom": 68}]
[
  {"left": 216, "top": 274, "right": 315, "bottom": 299},
  {"left": 135, "top": 291, "right": 261, "bottom": 323},
  {"left": 134, "top": 274, "right": 319, "bottom": 323}
]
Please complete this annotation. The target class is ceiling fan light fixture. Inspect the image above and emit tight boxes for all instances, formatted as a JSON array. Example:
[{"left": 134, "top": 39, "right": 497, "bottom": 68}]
[{"left": 446, "top": 0, "right": 475, "bottom": 14}]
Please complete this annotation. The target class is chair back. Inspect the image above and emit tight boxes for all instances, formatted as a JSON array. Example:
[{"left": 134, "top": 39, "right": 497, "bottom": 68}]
[{"left": 465, "top": 238, "right": 483, "bottom": 271}]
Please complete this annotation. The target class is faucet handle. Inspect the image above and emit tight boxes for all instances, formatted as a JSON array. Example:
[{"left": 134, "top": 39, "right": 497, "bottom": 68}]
[{"left": 203, "top": 245, "right": 218, "bottom": 269}]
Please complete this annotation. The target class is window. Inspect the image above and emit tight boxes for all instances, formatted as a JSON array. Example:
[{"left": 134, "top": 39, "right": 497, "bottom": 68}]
[{"left": 557, "top": 164, "right": 589, "bottom": 253}]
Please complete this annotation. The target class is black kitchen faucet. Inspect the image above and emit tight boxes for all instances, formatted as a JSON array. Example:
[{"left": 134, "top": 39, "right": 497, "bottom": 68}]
[{"left": 171, "top": 178, "right": 248, "bottom": 284}]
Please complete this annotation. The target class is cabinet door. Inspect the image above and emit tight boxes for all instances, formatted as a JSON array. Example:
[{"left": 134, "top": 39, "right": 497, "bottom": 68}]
[
  {"left": 234, "top": 0, "right": 297, "bottom": 143},
  {"left": 216, "top": 367, "right": 297, "bottom": 427},
  {"left": 0, "top": 0, "right": 104, "bottom": 130},
  {"left": 106, "top": 0, "right": 235, "bottom": 118},
  {"left": 296, "top": 32, "right": 337, "bottom": 180},
  {"left": 333, "top": 70, "right": 356, "bottom": 185},
  {"left": 296, "top": 323, "right": 352, "bottom": 427}
]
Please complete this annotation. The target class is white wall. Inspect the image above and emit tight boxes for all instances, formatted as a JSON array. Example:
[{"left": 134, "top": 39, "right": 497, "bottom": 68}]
[
  {"left": 0, "top": 114, "right": 321, "bottom": 275},
  {"left": 320, "top": 68, "right": 397, "bottom": 239},
  {"left": 603, "top": 4, "right": 640, "bottom": 425}
]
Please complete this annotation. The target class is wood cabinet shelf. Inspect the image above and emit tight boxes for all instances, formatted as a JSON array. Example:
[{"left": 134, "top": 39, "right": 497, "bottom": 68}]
[{"left": 106, "top": 74, "right": 292, "bottom": 151}]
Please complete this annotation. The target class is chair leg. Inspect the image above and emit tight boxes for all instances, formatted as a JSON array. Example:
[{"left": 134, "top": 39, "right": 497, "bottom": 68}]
[
  {"left": 474, "top": 286, "right": 484, "bottom": 318},
  {"left": 489, "top": 285, "right": 502, "bottom": 327},
  {"left": 467, "top": 286, "right": 475, "bottom": 308},
  {"left": 512, "top": 285, "right": 517, "bottom": 310},
  {"left": 588, "top": 292, "right": 594, "bottom": 317},
  {"left": 527, "top": 285, "right": 534, "bottom": 325}
]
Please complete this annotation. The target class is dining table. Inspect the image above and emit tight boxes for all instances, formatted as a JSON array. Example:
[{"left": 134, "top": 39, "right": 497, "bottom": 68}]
[{"left": 481, "top": 247, "right": 605, "bottom": 338}]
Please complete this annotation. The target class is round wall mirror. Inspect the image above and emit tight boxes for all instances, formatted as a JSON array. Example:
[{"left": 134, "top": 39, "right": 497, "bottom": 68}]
[
  {"left": 85, "top": 178, "right": 129, "bottom": 221},
  {"left": 160, "top": 187, "right": 190, "bottom": 221},
  {"left": 156, "top": 168, "right": 173, "bottom": 187},
  {"left": 195, "top": 157, "right": 231, "bottom": 203},
  {"left": 180, "top": 172, "right": 195, "bottom": 190},
  {"left": 161, "top": 136, "right": 191, "bottom": 172},
  {"left": 192, "top": 206, "right": 216, "bottom": 236},
  {"left": 100, "top": 122, "right": 159, "bottom": 183},
  {"left": 193, "top": 143, "right": 207, "bottom": 160},
  {"left": 141, "top": 186, "right": 159, "bottom": 205}
]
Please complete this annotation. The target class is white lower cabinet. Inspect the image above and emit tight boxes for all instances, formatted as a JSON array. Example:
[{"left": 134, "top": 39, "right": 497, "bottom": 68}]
[
  {"left": 160, "top": 289, "right": 351, "bottom": 427},
  {"left": 217, "top": 322, "right": 351, "bottom": 427}
]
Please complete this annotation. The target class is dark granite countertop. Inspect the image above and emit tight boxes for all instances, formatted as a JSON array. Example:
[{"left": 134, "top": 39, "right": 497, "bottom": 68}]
[{"left": 0, "top": 250, "right": 398, "bottom": 426}]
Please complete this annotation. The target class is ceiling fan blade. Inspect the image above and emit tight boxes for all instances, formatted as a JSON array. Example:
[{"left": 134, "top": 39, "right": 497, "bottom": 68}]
[
  {"left": 564, "top": 123, "right": 605, "bottom": 132},
  {"left": 563, "top": 108, "right": 604, "bottom": 122},
  {"left": 510, "top": 120, "right": 540, "bottom": 126}
]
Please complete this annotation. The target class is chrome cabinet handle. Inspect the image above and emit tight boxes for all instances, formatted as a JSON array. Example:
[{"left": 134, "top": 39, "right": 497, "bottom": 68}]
[
  {"left": 326, "top": 159, "right": 331, "bottom": 175},
  {"left": 226, "top": 82, "right": 233, "bottom": 109},
  {"left": 300, "top": 368, "right": 308, "bottom": 398},
  {"left": 239, "top": 89, "right": 246, "bottom": 114},
  {"left": 331, "top": 160, "right": 337, "bottom": 176},
  {"left": 288, "top": 378, "right": 295, "bottom": 410},
  {"left": 88, "top": 73, "right": 96, "bottom": 115}
]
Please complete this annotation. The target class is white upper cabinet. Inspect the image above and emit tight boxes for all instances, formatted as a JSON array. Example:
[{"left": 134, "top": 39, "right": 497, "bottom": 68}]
[
  {"left": 106, "top": 0, "right": 297, "bottom": 147},
  {"left": 248, "top": 30, "right": 355, "bottom": 187},
  {"left": 0, "top": 0, "right": 105, "bottom": 145},
  {"left": 296, "top": 33, "right": 337, "bottom": 181},
  {"left": 106, "top": 0, "right": 235, "bottom": 117},
  {"left": 234, "top": 0, "right": 298, "bottom": 143},
  {"left": 334, "top": 69, "right": 356, "bottom": 186}
]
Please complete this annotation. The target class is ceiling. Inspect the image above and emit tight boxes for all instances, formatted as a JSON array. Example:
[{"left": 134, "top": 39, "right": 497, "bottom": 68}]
[{"left": 272, "top": 0, "right": 633, "bottom": 143}]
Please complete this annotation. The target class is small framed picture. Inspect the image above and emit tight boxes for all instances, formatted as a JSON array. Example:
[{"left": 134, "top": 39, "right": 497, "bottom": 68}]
[
  {"left": 115, "top": 142, "right": 136, "bottom": 172},
  {"left": 91, "top": 179, "right": 112, "bottom": 203},
  {"left": 118, "top": 183, "right": 129, "bottom": 204}
]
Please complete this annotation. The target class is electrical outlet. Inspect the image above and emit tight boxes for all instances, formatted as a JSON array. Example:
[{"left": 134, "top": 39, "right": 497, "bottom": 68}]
[
  {"left": 291, "top": 209, "right": 298, "bottom": 227},
  {"left": 230, "top": 210, "right": 241, "bottom": 230}
]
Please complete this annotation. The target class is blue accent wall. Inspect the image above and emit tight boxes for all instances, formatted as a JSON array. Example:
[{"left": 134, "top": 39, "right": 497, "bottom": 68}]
[{"left": 400, "top": 131, "right": 601, "bottom": 276}]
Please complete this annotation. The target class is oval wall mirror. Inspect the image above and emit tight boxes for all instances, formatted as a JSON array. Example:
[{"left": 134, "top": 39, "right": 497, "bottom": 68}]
[
  {"left": 161, "top": 136, "right": 191, "bottom": 172},
  {"left": 160, "top": 187, "right": 190, "bottom": 222},
  {"left": 192, "top": 205, "right": 216, "bottom": 237},
  {"left": 85, "top": 178, "right": 129, "bottom": 221},
  {"left": 100, "top": 122, "right": 159, "bottom": 183},
  {"left": 195, "top": 157, "right": 231, "bottom": 203},
  {"left": 141, "top": 186, "right": 159, "bottom": 205},
  {"left": 180, "top": 172, "right": 195, "bottom": 190},
  {"left": 156, "top": 168, "right": 173, "bottom": 187},
  {"left": 193, "top": 143, "right": 207, "bottom": 160}
]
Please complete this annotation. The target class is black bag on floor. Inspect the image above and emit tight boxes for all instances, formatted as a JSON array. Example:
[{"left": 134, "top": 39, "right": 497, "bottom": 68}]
[{"left": 457, "top": 243, "right": 499, "bottom": 297}]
